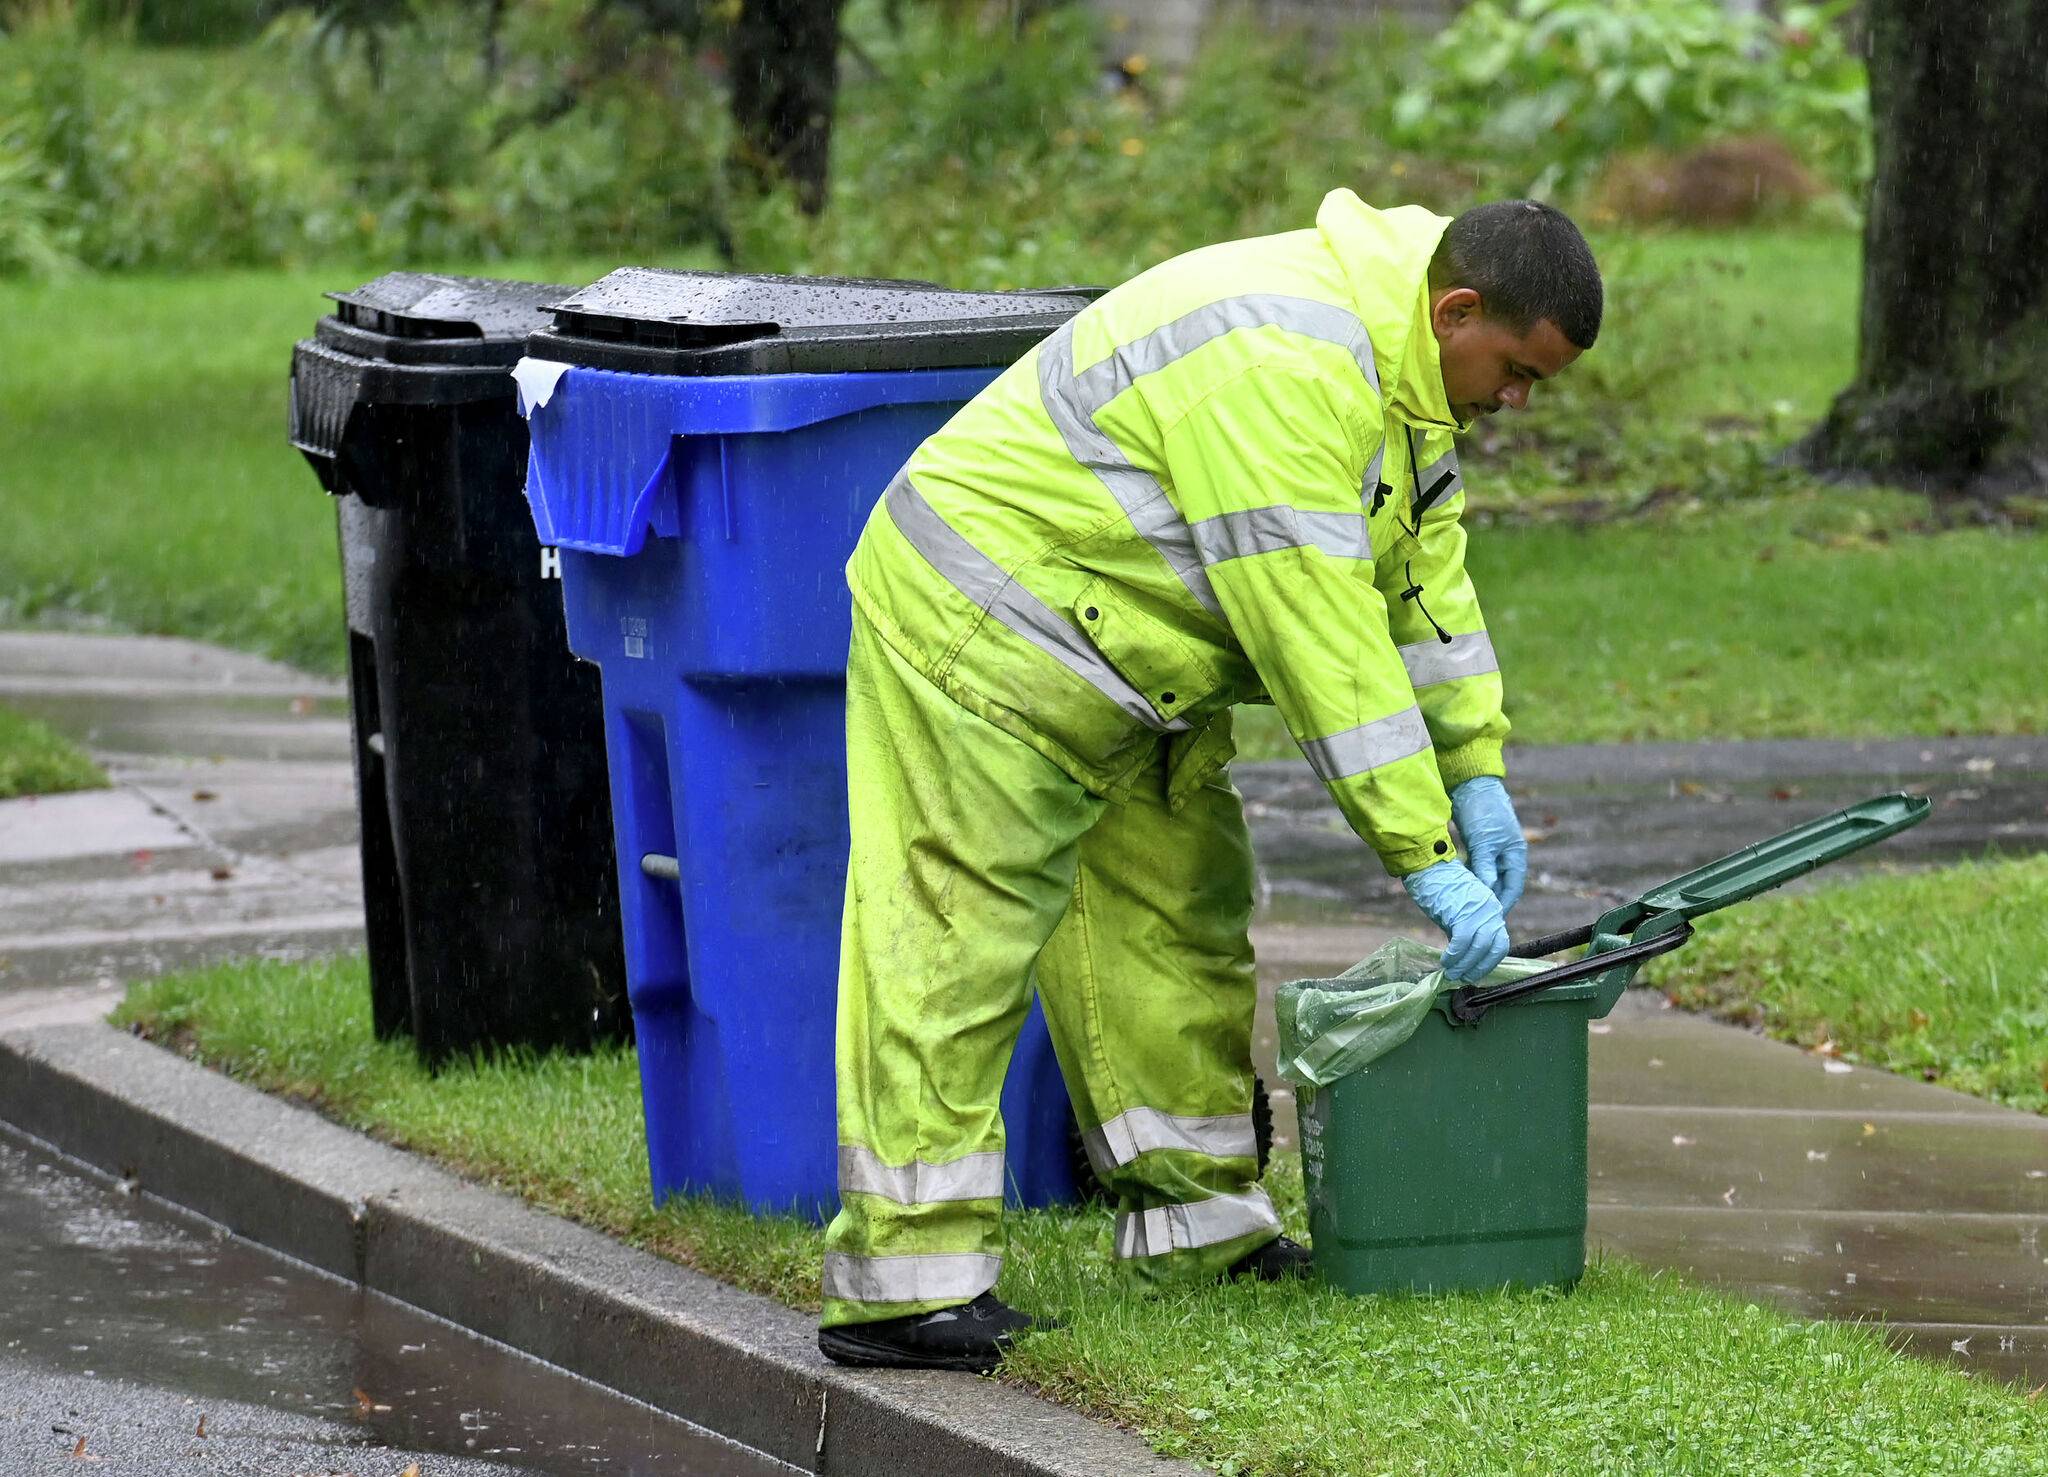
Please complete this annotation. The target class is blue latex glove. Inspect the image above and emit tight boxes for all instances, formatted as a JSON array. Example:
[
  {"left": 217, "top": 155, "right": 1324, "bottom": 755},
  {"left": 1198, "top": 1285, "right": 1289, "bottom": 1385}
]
[
  {"left": 1402, "top": 860, "right": 1511, "bottom": 983},
  {"left": 1450, "top": 775, "right": 1528, "bottom": 915}
]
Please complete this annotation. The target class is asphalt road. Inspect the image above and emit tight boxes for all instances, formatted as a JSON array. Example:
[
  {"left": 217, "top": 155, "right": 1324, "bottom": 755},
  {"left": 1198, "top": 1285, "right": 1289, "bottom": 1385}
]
[{"left": 0, "top": 1127, "right": 794, "bottom": 1477}]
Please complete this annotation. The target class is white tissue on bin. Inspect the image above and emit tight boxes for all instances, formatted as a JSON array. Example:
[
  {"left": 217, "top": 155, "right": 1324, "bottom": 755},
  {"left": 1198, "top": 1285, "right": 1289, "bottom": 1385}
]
[{"left": 511, "top": 357, "right": 572, "bottom": 417}]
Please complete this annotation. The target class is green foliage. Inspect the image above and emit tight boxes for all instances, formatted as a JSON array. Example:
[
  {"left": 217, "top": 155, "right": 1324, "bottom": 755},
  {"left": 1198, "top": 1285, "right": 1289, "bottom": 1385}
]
[
  {"left": 79, "top": 0, "right": 267, "bottom": 45},
  {"left": 743, "top": 6, "right": 1433, "bottom": 285},
  {"left": 0, "top": 15, "right": 345, "bottom": 273},
  {"left": 1650, "top": 857, "right": 2048, "bottom": 1115},
  {"left": 114, "top": 953, "right": 2048, "bottom": 1475},
  {"left": 0, "top": 703, "right": 107, "bottom": 797},
  {"left": 1392, "top": 0, "right": 1870, "bottom": 197},
  {"left": 0, "top": 1, "right": 1876, "bottom": 280}
]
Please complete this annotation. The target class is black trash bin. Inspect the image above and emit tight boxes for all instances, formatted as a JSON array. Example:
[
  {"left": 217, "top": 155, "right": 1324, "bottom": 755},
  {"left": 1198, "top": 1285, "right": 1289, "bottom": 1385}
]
[{"left": 289, "top": 272, "right": 630, "bottom": 1063}]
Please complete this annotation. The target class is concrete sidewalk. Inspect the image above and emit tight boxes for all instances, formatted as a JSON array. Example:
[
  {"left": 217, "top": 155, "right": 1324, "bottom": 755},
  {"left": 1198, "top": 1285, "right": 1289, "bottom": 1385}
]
[
  {"left": 2, "top": 627, "right": 2045, "bottom": 1392},
  {"left": 0, "top": 632, "right": 358, "bottom": 1025}
]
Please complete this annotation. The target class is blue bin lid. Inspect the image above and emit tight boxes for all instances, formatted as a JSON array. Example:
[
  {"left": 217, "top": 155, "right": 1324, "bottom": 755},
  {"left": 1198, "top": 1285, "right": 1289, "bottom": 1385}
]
[
  {"left": 315, "top": 272, "right": 574, "bottom": 370},
  {"left": 526, "top": 267, "right": 1102, "bottom": 376}
]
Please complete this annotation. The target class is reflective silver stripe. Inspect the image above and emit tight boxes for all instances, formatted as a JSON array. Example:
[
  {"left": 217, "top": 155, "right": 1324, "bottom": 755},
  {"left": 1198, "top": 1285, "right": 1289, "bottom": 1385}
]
[
  {"left": 1039, "top": 296, "right": 1381, "bottom": 617},
  {"left": 885, "top": 473, "right": 1190, "bottom": 735},
  {"left": 1362, "top": 441, "right": 1385, "bottom": 505},
  {"left": 1298, "top": 705, "right": 1431, "bottom": 783},
  {"left": 1188, "top": 506, "right": 1371, "bottom": 566},
  {"left": 1114, "top": 1188, "right": 1280, "bottom": 1260},
  {"left": 838, "top": 1145, "right": 1007, "bottom": 1205},
  {"left": 1083, "top": 1107, "right": 1258, "bottom": 1176},
  {"left": 1039, "top": 322, "right": 1222, "bottom": 617},
  {"left": 1070, "top": 293, "right": 1379, "bottom": 406},
  {"left": 1412, "top": 446, "right": 1463, "bottom": 517},
  {"left": 1401, "top": 631, "right": 1499, "bottom": 690},
  {"left": 821, "top": 1251, "right": 1003, "bottom": 1306}
]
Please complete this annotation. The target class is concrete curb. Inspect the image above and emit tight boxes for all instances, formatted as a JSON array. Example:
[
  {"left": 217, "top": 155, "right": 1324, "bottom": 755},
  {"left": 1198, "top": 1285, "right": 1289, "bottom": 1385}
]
[{"left": 0, "top": 1024, "right": 1198, "bottom": 1477}]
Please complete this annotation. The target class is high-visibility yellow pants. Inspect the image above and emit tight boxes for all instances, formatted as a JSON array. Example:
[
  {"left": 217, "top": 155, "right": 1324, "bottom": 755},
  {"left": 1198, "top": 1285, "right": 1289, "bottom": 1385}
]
[{"left": 821, "top": 612, "right": 1276, "bottom": 1328}]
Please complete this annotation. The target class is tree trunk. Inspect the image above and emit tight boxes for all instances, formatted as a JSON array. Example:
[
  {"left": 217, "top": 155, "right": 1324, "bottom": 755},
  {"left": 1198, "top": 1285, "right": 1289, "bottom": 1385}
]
[
  {"left": 1802, "top": 0, "right": 2048, "bottom": 500},
  {"left": 726, "top": 0, "right": 849, "bottom": 216}
]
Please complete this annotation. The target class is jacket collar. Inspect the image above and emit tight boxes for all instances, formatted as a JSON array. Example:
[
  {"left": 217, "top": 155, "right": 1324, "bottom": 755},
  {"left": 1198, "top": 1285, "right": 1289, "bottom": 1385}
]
[{"left": 1315, "top": 189, "right": 1461, "bottom": 433}]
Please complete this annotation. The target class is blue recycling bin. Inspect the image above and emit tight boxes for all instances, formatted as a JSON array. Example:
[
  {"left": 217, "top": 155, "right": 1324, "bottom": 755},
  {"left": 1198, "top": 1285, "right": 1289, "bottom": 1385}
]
[{"left": 518, "top": 270, "right": 1098, "bottom": 1218}]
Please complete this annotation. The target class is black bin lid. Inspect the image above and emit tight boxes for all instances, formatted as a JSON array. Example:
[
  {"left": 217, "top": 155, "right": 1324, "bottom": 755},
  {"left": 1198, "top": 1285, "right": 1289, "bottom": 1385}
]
[
  {"left": 525, "top": 267, "right": 1103, "bottom": 376},
  {"left": 315, "top": 272, "right": 574, "bottom": 368}
]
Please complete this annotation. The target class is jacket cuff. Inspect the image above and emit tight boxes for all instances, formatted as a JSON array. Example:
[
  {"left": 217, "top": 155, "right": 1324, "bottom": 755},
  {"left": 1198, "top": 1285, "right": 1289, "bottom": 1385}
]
[
  {"left": 1379, "top": 830, "right": 1457, "bottom": 878},
  {"left": 1434, "top": 738, "right": 1506, "bottom": 791}
]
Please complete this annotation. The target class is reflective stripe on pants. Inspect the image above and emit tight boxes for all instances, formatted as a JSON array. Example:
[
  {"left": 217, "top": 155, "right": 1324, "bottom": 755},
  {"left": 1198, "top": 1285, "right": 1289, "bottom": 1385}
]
[
  {"left": 1115, "top": 1187, "right": 1280, "bottom": 1261},
  {"left": 822, "top": 612, "right": 1272, "bottom": 1326}
]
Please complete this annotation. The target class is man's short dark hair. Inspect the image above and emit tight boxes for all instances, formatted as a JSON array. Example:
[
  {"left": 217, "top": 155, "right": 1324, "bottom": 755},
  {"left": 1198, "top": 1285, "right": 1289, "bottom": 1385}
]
[{"left": 1427, "top": 200, "right": 1603, "bottom": 350}]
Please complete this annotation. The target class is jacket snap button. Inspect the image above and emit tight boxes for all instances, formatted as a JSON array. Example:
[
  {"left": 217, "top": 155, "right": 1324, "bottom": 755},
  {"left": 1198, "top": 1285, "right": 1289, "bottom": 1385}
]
[
  {"left": 1161, "top": 691, "right": 1176, "bottom": 705},
  {"left": 1084, "top": 606, "right": 1099, "bottom": 620},
  {"left": 1434, "top": 840, "right": 1449, "bottom": 855}
]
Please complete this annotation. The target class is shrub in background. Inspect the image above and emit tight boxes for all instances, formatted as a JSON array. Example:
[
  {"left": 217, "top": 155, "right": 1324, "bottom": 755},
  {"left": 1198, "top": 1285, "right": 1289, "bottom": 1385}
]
[
  {"left": 1391, "top": 0, "right": 1869, "bottom": 200},
  {"left": 0, "top": 0, "right": 1870, "bottom": 282}
]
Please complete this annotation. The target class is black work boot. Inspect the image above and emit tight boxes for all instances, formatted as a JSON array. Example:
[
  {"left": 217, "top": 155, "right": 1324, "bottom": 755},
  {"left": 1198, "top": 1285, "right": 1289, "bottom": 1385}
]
[
  {"left": 817, "top": 1292, "right": 1056, "bottom": 1373},
  {"left": 1221, "top": 1234, "right": 1314, "bottom": 1283}
]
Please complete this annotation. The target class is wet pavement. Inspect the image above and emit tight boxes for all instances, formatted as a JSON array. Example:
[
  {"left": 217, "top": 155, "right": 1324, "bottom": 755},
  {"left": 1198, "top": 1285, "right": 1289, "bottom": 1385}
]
[
  {"left": 5, "top": 628, "right": 2048, "bottom": 1392},
  {"left": 1589, "top": 992, "right": 2048, "bottom": 1387},
  {"left": 1241, "top": 735, "right": 2048, "bottom": 938},
  {"left": 0, "top": 633, "right": 360, "bottom": 1011},
  {"left": 0, "top": 1125, "right": 794, "bottom": 1475}
]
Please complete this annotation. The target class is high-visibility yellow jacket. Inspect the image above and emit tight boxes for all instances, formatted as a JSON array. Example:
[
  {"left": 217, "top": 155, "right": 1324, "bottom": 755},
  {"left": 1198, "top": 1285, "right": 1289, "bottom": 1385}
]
[{"left": 847, "top": 190, "right": 1507, "bottom": 876}]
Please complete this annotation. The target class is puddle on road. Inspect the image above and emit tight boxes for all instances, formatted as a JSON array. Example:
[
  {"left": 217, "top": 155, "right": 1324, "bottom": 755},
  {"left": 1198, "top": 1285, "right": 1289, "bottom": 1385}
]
[{"left": 0, "top": 1129, "right": 790, "bottom": 1476}]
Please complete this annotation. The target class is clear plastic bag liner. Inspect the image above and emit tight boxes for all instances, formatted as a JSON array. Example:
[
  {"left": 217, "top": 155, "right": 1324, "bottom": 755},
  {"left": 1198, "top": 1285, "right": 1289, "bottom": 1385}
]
[{"left": 1272, "top": 938, "right": 1554, "bottom": 1087}]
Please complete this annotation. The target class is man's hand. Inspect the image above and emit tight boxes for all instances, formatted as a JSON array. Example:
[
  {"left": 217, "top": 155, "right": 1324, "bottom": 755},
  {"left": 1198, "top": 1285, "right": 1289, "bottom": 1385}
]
[
  {"left": 1450, "top": 776, "right": 1527, "bottom": 915},
  {"left": 1402, "top": 860, "right": 1511, "bottom": 983}
]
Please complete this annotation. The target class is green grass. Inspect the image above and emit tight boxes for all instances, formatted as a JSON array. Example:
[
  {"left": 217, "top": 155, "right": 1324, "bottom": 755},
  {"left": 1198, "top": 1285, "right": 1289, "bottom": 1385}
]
[
  {"left": 0, "top": 257, "right": 682, "bottom": 675},
  {"left": 1596, "top": 229, "right": 1862, "bottom": 423},
  {"left": 0, "top": 703, "right": 108, "bottom": 798},
  {"left": 1236, "top": 486, "right": 2046, "bottom": 758},
  {"left": 1648, "top": 856, "right": 2048, "bottom": 1115},
  {"left": 0, "top": 270, "right": 360, "bottom": 672},
  {"left": 114, "top": 955, "right": 2048, "bottom": 1475}
]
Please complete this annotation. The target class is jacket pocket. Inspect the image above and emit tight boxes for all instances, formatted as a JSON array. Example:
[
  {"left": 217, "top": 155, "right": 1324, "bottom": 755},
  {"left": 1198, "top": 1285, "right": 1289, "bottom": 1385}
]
[
  {"left": 1166, "top": 709, "right": 1237, "bottom": 814},
  {"left": 1071, "top": 575, "right": 1218, "bottom": 725}
]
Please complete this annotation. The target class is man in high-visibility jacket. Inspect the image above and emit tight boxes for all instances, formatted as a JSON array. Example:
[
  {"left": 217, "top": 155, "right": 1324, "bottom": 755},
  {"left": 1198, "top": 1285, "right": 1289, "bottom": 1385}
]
[{"left": 819, "top": 193, "right": 1602, "bottom": 1372}]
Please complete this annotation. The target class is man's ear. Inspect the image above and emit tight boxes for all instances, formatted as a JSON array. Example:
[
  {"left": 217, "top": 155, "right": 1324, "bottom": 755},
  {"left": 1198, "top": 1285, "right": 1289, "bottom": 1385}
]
[{"left": 1430, "top": 286, "right": 1483, "bottom": 339}]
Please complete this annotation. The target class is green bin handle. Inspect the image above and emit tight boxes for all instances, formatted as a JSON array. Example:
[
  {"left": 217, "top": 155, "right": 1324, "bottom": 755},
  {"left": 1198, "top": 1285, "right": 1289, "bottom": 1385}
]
[{"left": 1450, "top": 792, "right": 1932, "bottom": 1026}]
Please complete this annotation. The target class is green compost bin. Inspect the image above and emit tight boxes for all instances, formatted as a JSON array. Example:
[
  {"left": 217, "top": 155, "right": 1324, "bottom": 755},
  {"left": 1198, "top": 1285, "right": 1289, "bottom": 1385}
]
[
  {"left": 1294, "top": 793, "right": 1934, "bottom": 1298},
  {"left": 1301, "top": 978, "right": 1600, "bottom": 1296}
]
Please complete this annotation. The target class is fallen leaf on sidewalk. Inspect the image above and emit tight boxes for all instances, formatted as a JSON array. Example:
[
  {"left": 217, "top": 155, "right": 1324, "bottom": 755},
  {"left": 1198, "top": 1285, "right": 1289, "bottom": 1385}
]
[
  {"left": 192, "top": 789, "right": 218, "bottom": 802},
  {"left": 353, "top": 1388, "right": 391, "bottom": 1419},
  {"left": 195, "top": 1414, "right": 206, "bottom": 1438}
]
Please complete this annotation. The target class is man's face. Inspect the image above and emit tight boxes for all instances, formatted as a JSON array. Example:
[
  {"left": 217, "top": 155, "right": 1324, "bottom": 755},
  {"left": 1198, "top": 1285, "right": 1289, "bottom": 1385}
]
[{"left": 1429, "top": 288, "right": 1582, "bottom": 423}]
